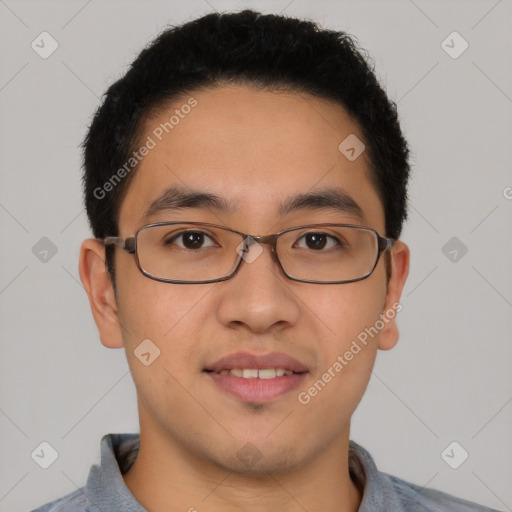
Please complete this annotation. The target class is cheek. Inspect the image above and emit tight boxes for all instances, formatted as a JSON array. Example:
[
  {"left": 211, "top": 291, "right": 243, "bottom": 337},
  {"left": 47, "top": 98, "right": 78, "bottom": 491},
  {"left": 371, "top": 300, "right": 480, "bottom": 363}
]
[
  {"left": 115, "top": 278, "right": 211, "bottom": 405},
  {"left": 311, "top": 277, "right": 386, "bottom": 351},
  {"left": 297, "top": 281, "right": 385, "bottom": 414},
  {"left": 116, "top": 271, "right": 216, "bottom": 342},
  {"left": 117, "top": 281, "right": 209, "bottom": 422}
]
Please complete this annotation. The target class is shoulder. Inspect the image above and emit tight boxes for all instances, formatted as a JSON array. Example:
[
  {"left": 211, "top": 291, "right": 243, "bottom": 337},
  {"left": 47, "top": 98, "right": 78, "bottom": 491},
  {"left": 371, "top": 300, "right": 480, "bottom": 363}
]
[
  {"left": 385, "top": 473, "right": 501, "bottom": 512},
  {"left": 30, "top": 488, "right": 89, "bottom": 512},
  {"left": 348, "top": 441, "right": 500, "bottom": 512}
]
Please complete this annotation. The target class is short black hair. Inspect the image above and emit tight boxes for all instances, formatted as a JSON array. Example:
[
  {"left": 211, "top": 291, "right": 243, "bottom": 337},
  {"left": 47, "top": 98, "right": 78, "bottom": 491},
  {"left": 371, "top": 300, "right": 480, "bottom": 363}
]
[{"left": 82, "top": 9, "right": 410, "bottom": 287}]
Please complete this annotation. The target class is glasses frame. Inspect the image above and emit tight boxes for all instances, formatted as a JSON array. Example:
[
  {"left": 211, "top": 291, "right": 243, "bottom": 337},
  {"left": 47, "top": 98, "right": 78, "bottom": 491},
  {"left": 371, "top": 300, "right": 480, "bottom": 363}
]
[{"left": 101, "top": 221, "right": 395, "bottom": 285}]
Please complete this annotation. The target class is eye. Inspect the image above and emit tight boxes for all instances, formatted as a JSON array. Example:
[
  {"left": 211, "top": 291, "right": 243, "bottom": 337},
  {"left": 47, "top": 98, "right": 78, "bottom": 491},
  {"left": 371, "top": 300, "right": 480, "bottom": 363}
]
[
  {"left": 165, "top": 231, "right": 217, "bottom": 250},
  {"left": 294, "top": 232, "right": 340, "bottom": 250}
]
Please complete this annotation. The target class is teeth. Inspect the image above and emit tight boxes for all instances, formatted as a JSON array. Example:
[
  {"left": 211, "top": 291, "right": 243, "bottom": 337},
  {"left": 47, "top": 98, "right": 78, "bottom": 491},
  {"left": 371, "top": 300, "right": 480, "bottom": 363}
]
[
  {"left": 258, "top": 368, "right": 276, "bottom": 379},
  {"left": 218, "top": 368, "right": 293, "bottom": 379}
]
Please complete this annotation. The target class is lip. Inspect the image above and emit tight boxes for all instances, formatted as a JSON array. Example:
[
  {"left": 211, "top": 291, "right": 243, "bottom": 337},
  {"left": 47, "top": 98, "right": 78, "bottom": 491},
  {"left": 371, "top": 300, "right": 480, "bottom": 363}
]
[
  {"left": 203, "top": 351, "right": 309, "bottom": 403},
  {"left": 204, "top": 351, "right": 309, "bottom": 373}
]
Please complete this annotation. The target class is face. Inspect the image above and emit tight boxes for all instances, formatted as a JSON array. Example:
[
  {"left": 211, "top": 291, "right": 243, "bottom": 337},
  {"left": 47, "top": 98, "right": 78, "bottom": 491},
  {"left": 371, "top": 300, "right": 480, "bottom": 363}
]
[{"left": 81, "top": 85, "right": 409, "bottom": 474}]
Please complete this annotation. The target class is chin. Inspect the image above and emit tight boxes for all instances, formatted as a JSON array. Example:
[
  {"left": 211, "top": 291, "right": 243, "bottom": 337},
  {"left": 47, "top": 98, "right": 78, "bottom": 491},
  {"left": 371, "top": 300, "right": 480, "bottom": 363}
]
[{"left": 216, "top": 443, "right": 302, "bottom": 476}]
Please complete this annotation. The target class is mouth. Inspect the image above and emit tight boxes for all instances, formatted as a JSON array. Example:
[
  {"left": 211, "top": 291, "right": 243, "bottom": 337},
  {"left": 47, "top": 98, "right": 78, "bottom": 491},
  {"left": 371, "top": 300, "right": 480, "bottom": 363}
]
[
  {"left": 203, "top": 352, "right": 309, "bottom": 403},
  {"left": 209, "top": 367, "right": 295, "bottom": 378}
]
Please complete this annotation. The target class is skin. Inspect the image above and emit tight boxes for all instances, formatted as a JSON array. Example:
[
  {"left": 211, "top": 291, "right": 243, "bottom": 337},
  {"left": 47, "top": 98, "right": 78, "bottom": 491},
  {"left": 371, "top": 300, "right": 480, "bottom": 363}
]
[{"left": 79, "top": 85, "right": 409, "bottom": 512}]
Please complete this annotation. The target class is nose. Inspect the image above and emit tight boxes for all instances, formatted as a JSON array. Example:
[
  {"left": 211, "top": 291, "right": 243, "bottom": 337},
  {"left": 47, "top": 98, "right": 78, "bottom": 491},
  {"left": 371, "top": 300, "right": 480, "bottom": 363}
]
[{"left": 214, "top": 239, "right": 301, "bottom": 335}]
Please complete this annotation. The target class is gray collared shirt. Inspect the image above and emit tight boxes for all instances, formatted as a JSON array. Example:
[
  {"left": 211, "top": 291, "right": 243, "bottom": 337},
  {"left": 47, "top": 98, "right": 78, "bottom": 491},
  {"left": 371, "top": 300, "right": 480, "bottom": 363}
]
[{"left": 32, "top": 433, "right": 501, "bottom": 511}]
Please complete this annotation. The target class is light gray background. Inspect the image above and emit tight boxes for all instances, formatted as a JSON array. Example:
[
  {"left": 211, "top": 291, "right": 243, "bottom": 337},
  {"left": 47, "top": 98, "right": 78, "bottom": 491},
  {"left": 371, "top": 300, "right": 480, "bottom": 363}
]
[{"left": 1, "top": 0, "right": 511, "bottom": 511}]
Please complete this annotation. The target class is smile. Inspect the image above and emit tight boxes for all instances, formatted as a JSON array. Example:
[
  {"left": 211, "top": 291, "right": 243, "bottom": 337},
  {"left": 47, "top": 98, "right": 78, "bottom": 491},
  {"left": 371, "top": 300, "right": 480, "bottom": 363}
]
[{"left": 216, "top": 368, "right": 294, "bottom": 378}]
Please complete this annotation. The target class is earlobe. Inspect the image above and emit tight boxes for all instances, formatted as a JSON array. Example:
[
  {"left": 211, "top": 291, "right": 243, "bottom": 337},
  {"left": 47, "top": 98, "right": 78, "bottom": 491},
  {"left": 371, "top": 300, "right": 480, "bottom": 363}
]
[
  {"left": 79, "top": 239, "right": 124, "bottom": 349},
  {"left": 377, "top": 240, "right": 410, "bottom": 351}
]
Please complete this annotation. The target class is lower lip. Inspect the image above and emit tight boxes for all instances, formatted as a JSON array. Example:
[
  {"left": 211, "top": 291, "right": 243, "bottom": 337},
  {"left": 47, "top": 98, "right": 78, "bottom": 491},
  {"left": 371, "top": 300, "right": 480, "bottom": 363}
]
[{"left": 205, "top": 372, "right": 307, "bottom": 403}]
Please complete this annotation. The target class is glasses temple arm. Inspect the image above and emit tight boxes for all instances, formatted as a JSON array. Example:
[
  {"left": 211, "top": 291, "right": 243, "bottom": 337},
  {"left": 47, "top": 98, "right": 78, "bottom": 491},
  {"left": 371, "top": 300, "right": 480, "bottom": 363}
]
[
  {"left": 102, "top": 236, "right": 136, "bottom": 253},
  {"left": 378, "top": 236, "right": 395, "bottom": 252}
]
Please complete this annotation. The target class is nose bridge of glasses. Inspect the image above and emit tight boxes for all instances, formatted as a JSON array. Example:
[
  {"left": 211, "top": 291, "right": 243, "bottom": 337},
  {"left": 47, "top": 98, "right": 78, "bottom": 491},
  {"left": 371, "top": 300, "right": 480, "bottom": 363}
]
[
  {"left": 248, "top": 233, "right": 279, "bottom": 248},
  {"left": 252, "top": 232, "right": 285, "bottom": 260},
  {"left": 237, "top": 233, "right": 281, "bottom": 268}
]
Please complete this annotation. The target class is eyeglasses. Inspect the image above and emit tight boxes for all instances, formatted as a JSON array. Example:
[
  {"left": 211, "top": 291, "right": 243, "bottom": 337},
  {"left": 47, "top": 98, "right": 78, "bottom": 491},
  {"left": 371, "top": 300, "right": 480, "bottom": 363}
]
[{"left": 101, "top": 221, "right": 394, "bottom": 284}]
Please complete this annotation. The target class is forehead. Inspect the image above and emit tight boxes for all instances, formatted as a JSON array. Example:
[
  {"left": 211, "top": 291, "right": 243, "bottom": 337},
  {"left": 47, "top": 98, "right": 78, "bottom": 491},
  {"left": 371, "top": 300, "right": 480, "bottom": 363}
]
[{"left": 118, "top": 85, "right": 384, "bottom": 233}]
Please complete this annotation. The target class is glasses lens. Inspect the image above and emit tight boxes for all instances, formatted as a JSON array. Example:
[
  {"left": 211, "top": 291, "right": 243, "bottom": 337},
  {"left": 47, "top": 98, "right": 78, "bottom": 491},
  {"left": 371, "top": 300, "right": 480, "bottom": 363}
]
[
  {"left": 135, "top": 223, "right": 380, "bottom": 283},
  {"left": 277, "top": 225, "right": 378, "bottom": 282},
  {"left": 137, "top": 223, "right": 243, "bottom": 282}
]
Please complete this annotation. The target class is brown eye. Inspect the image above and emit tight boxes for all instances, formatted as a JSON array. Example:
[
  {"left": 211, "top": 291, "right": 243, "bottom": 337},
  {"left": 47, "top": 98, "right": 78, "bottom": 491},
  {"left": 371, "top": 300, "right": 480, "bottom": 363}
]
[
  {"left": 295, "top": 232, "right": 339, "bottom": 250},
  {"left": 166, "top": 231, "right": 216, "bottom": 249}
]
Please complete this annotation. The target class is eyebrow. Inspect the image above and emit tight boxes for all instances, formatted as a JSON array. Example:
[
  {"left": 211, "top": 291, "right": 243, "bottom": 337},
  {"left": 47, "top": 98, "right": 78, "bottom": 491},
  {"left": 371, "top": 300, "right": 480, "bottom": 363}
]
[{"left": 142, "top": 185, "right": 365, "bottom": 223}]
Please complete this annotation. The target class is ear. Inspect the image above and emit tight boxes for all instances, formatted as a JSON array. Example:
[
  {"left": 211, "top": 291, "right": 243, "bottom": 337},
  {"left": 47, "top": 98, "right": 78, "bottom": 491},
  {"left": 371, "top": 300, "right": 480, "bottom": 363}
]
[
  {"left": 377, "top": 240, "right": 410, "bottom": 351},
  {"left": 79, "top": 239, "right": 124, "bottom": 349}
]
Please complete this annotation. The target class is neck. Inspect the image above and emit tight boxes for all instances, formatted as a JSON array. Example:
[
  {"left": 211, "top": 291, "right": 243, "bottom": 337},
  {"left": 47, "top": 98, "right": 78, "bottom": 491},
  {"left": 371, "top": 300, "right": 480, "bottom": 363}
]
[{"left": 122, "top": 418, "right": 362, "bottom": 512}]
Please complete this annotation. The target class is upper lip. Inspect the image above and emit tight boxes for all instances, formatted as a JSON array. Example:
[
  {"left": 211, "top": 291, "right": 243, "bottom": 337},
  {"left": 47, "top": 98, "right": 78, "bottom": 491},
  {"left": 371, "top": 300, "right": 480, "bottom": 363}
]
[{"left": 204, "top": 351, "right": 309, "bottom": 373}]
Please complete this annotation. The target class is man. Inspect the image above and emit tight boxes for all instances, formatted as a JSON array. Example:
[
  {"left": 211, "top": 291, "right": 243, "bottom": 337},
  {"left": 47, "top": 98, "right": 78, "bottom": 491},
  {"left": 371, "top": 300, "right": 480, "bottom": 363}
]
[{"left": 33, "top": 9, "right": 499, "bottom": 512}]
